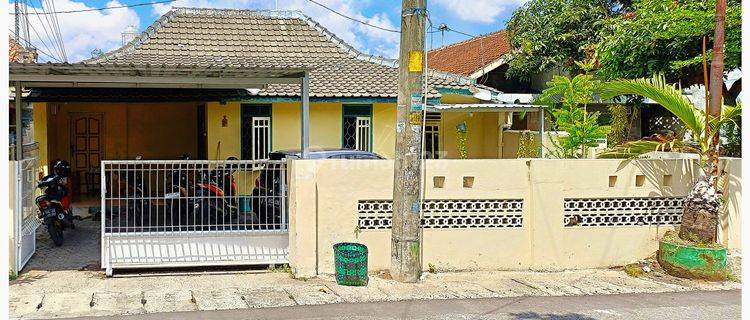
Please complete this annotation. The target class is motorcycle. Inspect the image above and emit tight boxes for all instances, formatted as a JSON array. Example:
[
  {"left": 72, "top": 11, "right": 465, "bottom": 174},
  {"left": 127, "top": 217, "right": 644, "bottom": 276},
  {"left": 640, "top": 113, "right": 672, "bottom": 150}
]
[
  {"left": 164, "top": 155, "right": 237, "bottom": 230},
  {"left": 119, "top": 155, "right": 147, "bottom": 231},
  {"left": 35, "top": 161, "right": 81, "bottom": 246}
]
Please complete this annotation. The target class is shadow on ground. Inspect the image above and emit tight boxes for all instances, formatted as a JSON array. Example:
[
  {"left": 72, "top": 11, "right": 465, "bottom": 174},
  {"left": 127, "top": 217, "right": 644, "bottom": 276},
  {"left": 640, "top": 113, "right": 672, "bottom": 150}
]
[
  {"left": 511, "top": 312, "right": 597, "bottom": 320},
  {"left": 22, "top": 218, "right": 101, "bottom": 273}
]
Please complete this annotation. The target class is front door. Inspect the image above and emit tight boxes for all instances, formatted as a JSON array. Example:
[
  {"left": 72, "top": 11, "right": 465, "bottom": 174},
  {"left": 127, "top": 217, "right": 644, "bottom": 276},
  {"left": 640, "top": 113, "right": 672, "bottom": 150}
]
[{"left": 70, "top": 113, "right": 103, "bottom": 196}]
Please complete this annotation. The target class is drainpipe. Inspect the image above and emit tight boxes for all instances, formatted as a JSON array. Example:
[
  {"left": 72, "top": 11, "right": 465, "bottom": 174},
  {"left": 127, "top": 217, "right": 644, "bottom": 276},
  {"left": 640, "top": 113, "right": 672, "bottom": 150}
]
[
  {"left": 301, "top": 72, "right": 310, "bottom": 159},
  {"left": 15, "top": 81, "right": 23, "bottom": 161}
]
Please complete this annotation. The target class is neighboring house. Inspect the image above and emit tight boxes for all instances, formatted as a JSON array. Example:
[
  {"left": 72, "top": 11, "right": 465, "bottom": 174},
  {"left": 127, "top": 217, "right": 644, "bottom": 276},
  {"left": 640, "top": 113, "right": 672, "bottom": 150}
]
[
  {"left": 428, "top": 30, "right": 557, "bottom": 156},
  {"left": 24, "top": 8, "right": 532, "bottom": 195},
  {"left": 9, "top": 36, "right": 37, "bottom": 159}
]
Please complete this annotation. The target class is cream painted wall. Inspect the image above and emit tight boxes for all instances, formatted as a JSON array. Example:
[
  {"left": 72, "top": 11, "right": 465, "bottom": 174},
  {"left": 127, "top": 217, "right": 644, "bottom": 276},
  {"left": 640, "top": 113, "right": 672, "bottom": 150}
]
[
  {"left": 441, "top": 112, "right": 500, "bottom": 159},
  {"left": 287, "top": 158, "right": 742, "bottom": 277},
  {"left": 32, "top": 103, "right": 49, "bottom": 175},
  {"left": 207, "top": 102, "right": 241, "bottom": 160},
  {"left": 372, "top": 103, "right": 396, "bottom": 158}
]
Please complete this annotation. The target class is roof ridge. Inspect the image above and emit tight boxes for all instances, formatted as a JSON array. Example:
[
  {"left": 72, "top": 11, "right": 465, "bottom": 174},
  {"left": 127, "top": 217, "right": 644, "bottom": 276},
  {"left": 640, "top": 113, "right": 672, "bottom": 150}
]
[{"left": 428, "top": 29, "right": 507, "bottom": 54}]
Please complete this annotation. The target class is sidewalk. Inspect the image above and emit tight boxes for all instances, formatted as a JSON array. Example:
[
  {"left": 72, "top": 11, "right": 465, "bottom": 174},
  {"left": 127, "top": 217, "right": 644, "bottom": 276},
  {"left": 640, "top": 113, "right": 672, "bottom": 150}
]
[{"left": 9, "top": 267, "right": 740, "bottom": 319}]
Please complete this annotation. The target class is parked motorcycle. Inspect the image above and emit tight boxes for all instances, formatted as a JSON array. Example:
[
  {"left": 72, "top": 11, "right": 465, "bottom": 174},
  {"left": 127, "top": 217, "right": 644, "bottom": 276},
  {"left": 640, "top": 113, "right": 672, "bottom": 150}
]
[
  {"left": 120, "top": 155, "right": 147, "bottom": 231},
  {"left": 35, "top": 160, "right": 81, "bottom": 246},
  {"left": 164, "top": 155, "right": 237, "bottom": 230}
]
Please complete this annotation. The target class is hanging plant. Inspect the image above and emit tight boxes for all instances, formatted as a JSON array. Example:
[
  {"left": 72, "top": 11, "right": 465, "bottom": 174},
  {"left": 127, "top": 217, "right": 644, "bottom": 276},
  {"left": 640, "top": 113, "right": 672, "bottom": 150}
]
[{"left": 455, "top": 121, "right": 468, "bottom": 159}]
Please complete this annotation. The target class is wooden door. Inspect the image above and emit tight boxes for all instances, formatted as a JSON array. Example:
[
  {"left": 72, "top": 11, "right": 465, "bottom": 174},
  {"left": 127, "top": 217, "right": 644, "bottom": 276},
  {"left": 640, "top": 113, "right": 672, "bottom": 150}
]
[{"left": 70, "top": 113, "right": 103, "bottom": 195}]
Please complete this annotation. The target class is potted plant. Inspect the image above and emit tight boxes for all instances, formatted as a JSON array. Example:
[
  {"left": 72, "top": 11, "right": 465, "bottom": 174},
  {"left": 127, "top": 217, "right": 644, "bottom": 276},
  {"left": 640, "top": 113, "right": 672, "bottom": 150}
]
[{"left": 599, "top": 76, "right": 740, "bottom": 279}]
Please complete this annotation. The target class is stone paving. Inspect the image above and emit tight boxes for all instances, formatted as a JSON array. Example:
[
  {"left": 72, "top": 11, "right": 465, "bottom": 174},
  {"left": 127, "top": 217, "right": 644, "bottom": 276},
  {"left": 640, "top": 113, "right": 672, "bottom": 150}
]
[{"left": 9, "top": 267, "right": 741, "bottom": 319}]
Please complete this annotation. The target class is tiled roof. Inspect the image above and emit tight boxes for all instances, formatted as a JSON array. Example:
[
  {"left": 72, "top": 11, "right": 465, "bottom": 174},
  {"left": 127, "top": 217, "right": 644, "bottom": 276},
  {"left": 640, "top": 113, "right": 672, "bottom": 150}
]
[
  {"left": 427, "top": 30, "right": 511, "bottom": 77},
  {"left": 88, "top": 8, "right": 492, "bottom": 99}
]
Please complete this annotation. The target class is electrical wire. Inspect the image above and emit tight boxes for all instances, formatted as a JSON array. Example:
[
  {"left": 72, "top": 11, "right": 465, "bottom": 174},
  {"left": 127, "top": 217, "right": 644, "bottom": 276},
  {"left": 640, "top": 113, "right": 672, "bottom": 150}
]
[
  {"left": 10, "top": 0, "right": 176, "bottom": 14},
  {"left": 306, "top": 0, "right": 400, "bottom": 33},
  {"left": 27, "top": 0, "right": 64, "bottom": 61},
  {"left": 47, "top": 0, "right": 68, "bottom": 61},
  {"left": 8, "top": 28, "right": 63, "bottom": 62}
]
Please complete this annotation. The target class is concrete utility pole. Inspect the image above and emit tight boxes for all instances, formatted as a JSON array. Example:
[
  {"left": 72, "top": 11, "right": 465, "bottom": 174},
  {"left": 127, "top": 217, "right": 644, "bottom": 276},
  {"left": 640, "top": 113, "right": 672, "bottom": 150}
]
[
  {"left": 708, "top": 0, "right": 726, "bottom": 184},
  {"left": 391, "top": 0, "right": 426, "bottom": 283}
]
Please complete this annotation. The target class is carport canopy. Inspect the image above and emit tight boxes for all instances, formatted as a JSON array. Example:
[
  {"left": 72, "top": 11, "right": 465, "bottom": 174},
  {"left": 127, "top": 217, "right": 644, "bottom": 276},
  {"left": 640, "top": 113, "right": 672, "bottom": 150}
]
[{"left": 9, "top": 62, "right": 314, "bottom": 158}]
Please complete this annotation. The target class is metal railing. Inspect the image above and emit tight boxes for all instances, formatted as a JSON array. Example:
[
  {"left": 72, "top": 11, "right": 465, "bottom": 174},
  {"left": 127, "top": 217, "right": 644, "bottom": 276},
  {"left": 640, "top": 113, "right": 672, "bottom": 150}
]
[
  {"left": 101, "top": 159, "right": 289, "bottom": 273},
  {"left": 102, "top": 159, "right": 288, "bottom": 233}
]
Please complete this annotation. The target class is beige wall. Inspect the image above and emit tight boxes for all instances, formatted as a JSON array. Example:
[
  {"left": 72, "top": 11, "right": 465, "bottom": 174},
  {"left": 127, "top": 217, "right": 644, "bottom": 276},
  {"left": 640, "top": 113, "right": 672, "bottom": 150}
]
[{"left": 288, "top": 158, "right": 742, "bottom": 277}]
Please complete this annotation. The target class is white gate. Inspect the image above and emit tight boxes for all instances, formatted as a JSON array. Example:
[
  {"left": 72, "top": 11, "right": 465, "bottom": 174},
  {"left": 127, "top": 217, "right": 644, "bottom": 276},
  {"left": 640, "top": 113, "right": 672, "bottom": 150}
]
[
  {"left": 14, "top": 157, "right": 41, "bottom": 273},
  {"left": 100, "top": 159, "right": 288, "bottom": 275}
]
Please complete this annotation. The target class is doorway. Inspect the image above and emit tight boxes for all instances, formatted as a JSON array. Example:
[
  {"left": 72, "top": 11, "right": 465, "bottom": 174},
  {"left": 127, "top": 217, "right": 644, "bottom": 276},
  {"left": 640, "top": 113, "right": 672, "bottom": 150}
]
[{"left": 70, "top": 113, "right": 104, "bottom": 198}]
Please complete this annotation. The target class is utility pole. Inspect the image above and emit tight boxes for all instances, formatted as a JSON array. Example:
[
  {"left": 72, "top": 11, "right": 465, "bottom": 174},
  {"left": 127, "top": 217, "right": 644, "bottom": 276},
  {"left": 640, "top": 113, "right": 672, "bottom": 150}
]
[
  {"left": 14, "top": 0, "right": 20, "bottom": 41},
  {"left": 708, "top": 0, "right": 726, "bottom": 186},
  {"left": 391, "top": 0, "right": 426, "bottom": 283}
]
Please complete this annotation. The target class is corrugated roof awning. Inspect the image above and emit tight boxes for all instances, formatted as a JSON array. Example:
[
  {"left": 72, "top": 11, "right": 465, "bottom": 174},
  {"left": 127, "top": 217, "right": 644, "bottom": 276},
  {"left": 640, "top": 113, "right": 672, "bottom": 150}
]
[
  {"left": 9, "top": 62, "right": 312, "bottom": 89},
  {"left": 428, "top": 103, "right": 546, "bottom": 113}
]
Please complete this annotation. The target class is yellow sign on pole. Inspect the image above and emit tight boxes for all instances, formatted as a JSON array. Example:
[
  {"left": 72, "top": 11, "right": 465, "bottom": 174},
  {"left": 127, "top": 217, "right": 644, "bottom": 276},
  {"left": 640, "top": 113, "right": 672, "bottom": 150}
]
[{"left": 408, "top": 51, "right": 423, "bottom": 72}]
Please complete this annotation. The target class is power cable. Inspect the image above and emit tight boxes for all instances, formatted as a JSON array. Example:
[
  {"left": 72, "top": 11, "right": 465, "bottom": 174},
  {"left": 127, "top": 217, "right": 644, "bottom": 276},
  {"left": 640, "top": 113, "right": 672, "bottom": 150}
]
[
  {"left": 305, "top": 0, "right": 400, "bottom": 33},
  {"left": 27, "top": 0, "right": 64, "bottom": 60},
  {"left": 9, "top": 28, "right": 63, "bottom": 62},
  {"left": 47, "top": 0, "right": 68, "bottom": 61},
  {"left": 9, "top": 0, "right": 176, "bottom": 14}
]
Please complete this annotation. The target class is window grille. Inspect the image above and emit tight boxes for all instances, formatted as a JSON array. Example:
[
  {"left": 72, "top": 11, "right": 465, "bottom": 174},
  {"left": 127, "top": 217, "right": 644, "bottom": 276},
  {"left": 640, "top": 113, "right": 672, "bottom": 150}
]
[
  {"left": 343, "top": 105, "right": 372, "bottom": 151},
  {"left": 241, "top": 105, "right": 272, "bottom": 161}
]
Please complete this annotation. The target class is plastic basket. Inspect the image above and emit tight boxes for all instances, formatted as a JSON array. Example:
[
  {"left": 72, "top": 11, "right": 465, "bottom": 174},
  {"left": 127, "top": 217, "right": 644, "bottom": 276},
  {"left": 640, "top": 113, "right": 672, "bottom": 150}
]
[{"left": 333, "top": 242, "right": 368, "bottom": 286}]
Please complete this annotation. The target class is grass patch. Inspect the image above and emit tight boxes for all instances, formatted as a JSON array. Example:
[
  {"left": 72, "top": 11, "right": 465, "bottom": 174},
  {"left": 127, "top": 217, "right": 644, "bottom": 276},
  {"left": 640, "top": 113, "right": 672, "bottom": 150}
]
[
  {"left": 662, "top": 231, "right": 724, "bottom": 249},
  {"left": 9, "top": 273, "right": 18, "bottom": 281},
  {"left": 427, "top": 263, "right": 437, "bottom": 274},
  {"left": 623, "top": 263, "right": 644, "bottom": 277},
  {"left": 268, "top": 264, "right": 292, "bottom": 274}
]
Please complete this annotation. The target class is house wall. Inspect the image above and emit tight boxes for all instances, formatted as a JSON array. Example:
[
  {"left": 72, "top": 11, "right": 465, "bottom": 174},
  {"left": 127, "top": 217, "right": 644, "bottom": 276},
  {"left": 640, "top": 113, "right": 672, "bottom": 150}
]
[
  {"left": 32, "top": 103, "right": 49, "bottom": 175},
  {"left": 287, "top": 158, "right": 742, "bottom": 277},
  {"left": 38, "top": 102, "right": 200, "bottom": 163}
]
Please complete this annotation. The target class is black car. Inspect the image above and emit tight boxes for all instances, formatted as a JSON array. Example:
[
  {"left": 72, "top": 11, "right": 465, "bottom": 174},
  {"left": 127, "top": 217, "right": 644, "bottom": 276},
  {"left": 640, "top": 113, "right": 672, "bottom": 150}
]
[{"left": 250, "top": 148, "right": 384, "bottom": 229}]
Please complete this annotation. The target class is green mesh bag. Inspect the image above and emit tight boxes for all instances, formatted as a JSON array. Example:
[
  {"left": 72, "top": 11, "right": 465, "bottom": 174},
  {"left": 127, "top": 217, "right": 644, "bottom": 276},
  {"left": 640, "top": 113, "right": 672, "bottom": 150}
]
[{"left": 333, "top": 242, "right": 368, "bottom": 286}]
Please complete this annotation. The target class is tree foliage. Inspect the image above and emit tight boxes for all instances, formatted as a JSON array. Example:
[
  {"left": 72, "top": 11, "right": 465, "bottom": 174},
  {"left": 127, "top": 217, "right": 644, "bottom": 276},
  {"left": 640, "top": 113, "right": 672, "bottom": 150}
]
[
  {"left": 599, "top": 75, "right": 742, "bottom": 166},
  {"left": 506, "top": 0, "right": 630, "bottom": 78},
  {"left": 597, "top": 0, "right": 741, "bottom": 81},
  {"left": 506, "top": 0, "right": 741, "bottom": 83}
]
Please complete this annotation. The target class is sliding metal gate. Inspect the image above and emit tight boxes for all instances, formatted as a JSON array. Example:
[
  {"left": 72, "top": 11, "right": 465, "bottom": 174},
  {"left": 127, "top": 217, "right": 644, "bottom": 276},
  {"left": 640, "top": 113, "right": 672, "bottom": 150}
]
[
  {"left": 100, "top": 159, "right": 288, "bottom": 275},
  {"left": 13, "top": 157, "right": 41, "bottom": 274}
]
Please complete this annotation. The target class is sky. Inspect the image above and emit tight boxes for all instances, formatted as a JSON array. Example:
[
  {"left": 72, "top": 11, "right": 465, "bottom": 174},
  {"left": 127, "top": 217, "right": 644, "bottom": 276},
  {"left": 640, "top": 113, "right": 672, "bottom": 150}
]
[{"left": 10, "top": 0, "right": 527, "bottom": 63}]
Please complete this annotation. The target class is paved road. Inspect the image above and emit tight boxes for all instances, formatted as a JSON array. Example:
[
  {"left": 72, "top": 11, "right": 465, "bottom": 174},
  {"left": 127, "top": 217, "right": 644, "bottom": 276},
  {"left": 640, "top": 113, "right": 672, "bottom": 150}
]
[{"left": 67, "top": 289, "right": 739, "bottom": 320}]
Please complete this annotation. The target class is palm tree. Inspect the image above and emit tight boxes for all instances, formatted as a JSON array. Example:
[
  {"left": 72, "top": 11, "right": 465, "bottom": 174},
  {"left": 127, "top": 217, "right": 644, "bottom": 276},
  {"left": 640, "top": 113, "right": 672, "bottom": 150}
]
[{"left": 599, "top": 75, "right": 741, "bottom": 243}]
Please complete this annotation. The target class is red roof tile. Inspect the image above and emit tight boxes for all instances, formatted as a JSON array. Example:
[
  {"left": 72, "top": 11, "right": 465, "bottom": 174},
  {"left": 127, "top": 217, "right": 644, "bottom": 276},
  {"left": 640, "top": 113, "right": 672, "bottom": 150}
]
[{"left": 427, "top": 30, "right": 510, "bottom": 77}]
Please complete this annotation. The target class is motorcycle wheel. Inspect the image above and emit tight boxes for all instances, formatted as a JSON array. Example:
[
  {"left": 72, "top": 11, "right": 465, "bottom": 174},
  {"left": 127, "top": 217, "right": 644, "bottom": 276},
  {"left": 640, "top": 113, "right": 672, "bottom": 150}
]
[{"left": 47, "top": 222, "right": 64, "bottom": 246}]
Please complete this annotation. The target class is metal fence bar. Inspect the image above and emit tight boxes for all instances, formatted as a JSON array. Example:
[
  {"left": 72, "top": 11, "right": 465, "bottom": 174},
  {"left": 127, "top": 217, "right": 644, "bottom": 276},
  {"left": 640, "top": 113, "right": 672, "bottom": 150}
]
[{"left": 101, "top": 159, "right": 289, "bottom": 271}]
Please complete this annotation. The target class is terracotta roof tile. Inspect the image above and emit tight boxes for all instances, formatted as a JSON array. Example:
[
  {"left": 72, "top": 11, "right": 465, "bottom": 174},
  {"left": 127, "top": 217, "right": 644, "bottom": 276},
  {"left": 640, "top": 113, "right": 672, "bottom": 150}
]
[
  {"left": 427, "top": 30, "right": 510, "bottom": 77},
  {"left": 86, "top": 8, "right": 494, "bottom": 99}
]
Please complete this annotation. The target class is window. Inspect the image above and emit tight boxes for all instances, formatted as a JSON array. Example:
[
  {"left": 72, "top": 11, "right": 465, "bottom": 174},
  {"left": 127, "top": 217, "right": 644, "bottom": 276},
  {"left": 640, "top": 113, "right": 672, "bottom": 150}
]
[
  {"left": 424, "top": 112, "right": 441, "bottom": 159},
  {"left": 342, "top": 105, "right": 372, "bottom": 151},
  {"left": 241, "top": 105, "right": 272, "bottom": 161}
]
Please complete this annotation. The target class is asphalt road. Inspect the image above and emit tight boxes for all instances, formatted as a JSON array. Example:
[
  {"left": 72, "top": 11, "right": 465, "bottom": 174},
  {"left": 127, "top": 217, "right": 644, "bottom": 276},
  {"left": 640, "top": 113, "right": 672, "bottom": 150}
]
[{"left": 68, "top": 289, "right": 740, "bottom": 320}]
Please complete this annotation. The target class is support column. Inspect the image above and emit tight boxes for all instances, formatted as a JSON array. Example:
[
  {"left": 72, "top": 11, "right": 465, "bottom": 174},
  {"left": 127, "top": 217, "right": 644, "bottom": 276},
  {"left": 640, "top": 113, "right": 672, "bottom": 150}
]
[
  {"left": 301, "top": 72, "right": 310, "bottom": 159},
  {"left": 15, "top": 81, "right": 23, "bottom": 160},
  {"left": 538, "top": 109, "right": 545, "bottom": 158}
]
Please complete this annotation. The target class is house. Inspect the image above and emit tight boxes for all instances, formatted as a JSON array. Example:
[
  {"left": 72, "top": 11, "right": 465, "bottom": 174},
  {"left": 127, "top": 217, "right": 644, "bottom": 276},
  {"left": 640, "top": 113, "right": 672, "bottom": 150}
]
[{"left": 23, "top": 8, "right": 547, "bottom": 197}]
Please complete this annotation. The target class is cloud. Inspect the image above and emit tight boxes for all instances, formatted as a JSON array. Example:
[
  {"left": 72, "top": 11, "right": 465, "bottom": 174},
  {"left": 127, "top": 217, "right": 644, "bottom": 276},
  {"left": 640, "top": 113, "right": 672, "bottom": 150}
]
[
  {"left": 432, "top": 0, "right": 525, "bottom": 23},
  {"left": 151, "top": 0, "right": 400, "bottom": 58},
  {"left": 10, "top": 0, "right": 140, "bottom": 62}
]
